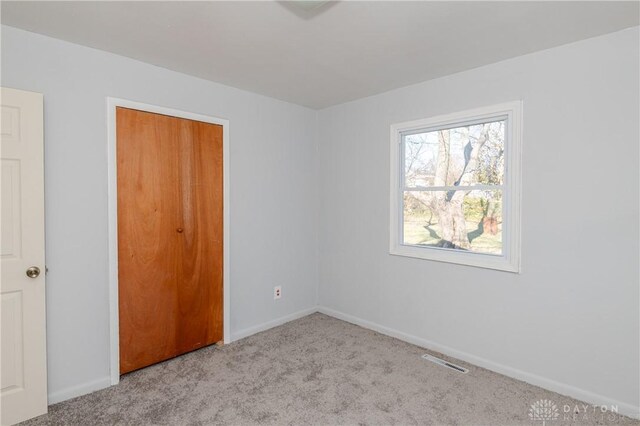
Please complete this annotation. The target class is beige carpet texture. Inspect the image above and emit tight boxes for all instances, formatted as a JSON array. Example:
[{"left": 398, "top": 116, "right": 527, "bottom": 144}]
[{"left": 22, "top": 313, "right": 638, "bottom": 425}]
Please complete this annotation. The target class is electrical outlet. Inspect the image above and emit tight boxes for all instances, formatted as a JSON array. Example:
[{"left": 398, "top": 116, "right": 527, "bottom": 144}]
[{"left": 274, "top": 286, "right": 282, "bottom": 300}]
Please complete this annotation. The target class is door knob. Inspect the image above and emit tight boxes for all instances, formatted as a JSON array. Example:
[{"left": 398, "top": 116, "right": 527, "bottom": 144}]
[
  {"left": 176, "top": 228, "right": 184, "bottom": 233},
  {"left": 26, "top": 266, "right": 41, "bottom": 278}
]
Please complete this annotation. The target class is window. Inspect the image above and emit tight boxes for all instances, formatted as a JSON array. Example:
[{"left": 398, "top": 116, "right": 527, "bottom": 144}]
[{"left": 390, "top": 102, "right": 522, "bottom": 272}]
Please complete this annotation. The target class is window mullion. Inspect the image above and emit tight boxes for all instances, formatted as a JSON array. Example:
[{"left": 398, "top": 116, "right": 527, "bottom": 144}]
[{"left": 403, "top": 185, "right": 504, "bottom": 192}]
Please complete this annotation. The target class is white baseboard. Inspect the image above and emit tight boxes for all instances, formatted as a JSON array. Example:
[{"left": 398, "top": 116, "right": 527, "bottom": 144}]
[
  {"left": 48, "top": 376, "right": 111, "bottom": 405},
  {"left": 230, "top": 307, "right": 318, "bottom": 342},
  {"left": 46, "top": 306, "right": 639, "bottom": 420},
  {"left": 47, "top": 308, "right": 317, "bottom": 406},
  {"left": 317, "top": 306, "right": 640, "bottom": 420}
]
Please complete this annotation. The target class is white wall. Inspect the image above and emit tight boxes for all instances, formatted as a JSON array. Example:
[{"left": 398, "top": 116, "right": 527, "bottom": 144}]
[
  {"left": 317, "top": 26, "right": 639, "bottom": 413},
  {"left": 1, "top": 26, "right": 319, "bottom": 401}
]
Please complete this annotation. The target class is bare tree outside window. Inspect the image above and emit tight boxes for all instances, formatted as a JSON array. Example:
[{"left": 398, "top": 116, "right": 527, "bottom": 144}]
[{"left": 402, "top": 120, "right": 505, "bottom": 254}]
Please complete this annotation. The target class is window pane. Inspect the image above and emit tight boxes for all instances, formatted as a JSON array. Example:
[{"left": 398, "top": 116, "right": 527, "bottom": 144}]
[
  {"left": 403, "top": 190, "right": 503, "bottom": 255},
  {"left": 404, "top": 133, "right": 438, "bottom": 187},
  {"left": 404, "top": 120, "right": 504, "bottom": 187}
]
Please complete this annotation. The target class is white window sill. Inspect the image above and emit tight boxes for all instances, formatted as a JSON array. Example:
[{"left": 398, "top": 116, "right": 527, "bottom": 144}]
[{"left": 390, "top": 244, "right": 520, "bottom": 273}]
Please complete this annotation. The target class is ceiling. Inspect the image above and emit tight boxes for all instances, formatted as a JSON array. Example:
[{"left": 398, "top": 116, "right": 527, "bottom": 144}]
[{"left": 2, "top": 1, "right": 638, "bottom": 109}]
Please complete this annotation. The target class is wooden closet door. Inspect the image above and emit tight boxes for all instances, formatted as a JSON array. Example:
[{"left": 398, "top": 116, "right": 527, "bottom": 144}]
[
  {"left": 117, "top": 108, "right": 180, "bottom": 374},
  {"left": 117, "top": 107, "right": 223, "bottom": 374},
  {"left": 175, "top": 119, "right": 223, "bottom": 355}
]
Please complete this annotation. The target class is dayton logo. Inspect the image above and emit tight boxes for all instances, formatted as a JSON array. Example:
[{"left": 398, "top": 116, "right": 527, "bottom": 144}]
[{"left": 529, "top": 399, "right": 559, "bottom": 425}]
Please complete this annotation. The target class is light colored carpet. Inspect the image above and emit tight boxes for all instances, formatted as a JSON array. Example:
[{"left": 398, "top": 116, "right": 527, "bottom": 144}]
[{"left": 23, "top": 313, "right": 638, "bottom": 425}]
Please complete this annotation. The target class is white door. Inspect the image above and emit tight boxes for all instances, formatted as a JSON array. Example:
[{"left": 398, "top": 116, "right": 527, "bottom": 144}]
[{"left": 1, "top": 88, "right": 47, "bottom": 425}]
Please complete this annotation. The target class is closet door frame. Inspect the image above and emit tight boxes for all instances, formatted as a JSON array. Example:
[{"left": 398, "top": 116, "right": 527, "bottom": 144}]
[{"left": 106, "top": 97, "right": 230, "bottom": 386}]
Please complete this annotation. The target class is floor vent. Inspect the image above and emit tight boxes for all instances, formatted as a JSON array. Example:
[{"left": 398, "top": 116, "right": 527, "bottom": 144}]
[{"left": 422, "top": 354, "right": 469, "bottom": 373}]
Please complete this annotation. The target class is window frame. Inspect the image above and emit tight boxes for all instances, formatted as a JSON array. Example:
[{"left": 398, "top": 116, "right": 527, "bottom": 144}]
[{"left": 389, "top": 101, "right": 522, "bottom": 272}]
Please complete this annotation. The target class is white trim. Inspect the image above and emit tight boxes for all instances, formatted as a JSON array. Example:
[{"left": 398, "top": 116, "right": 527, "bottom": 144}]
[
  {"left": 48, "top": 377, "right": 111, "bottom": 405},
  {"left": 47, "top": 305, "right": 640, "bottom": 419},
  {"left": 106, "top": 97, "right": 231, "bottom": 386},
  {"left": 317, "top": 306, "right": 640, "bottom": 420},
  {"left": 406, "top": 184, "right": 504, "bottom": 192},
  {"left": 47, "top": 307, "right": 317, "bottom": 404},
  {"left": 389, "top": 101, "right": 522, "bottom": 273},
  {"left": 231, "top": 307, "right": 318, "bottom": 342}
]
